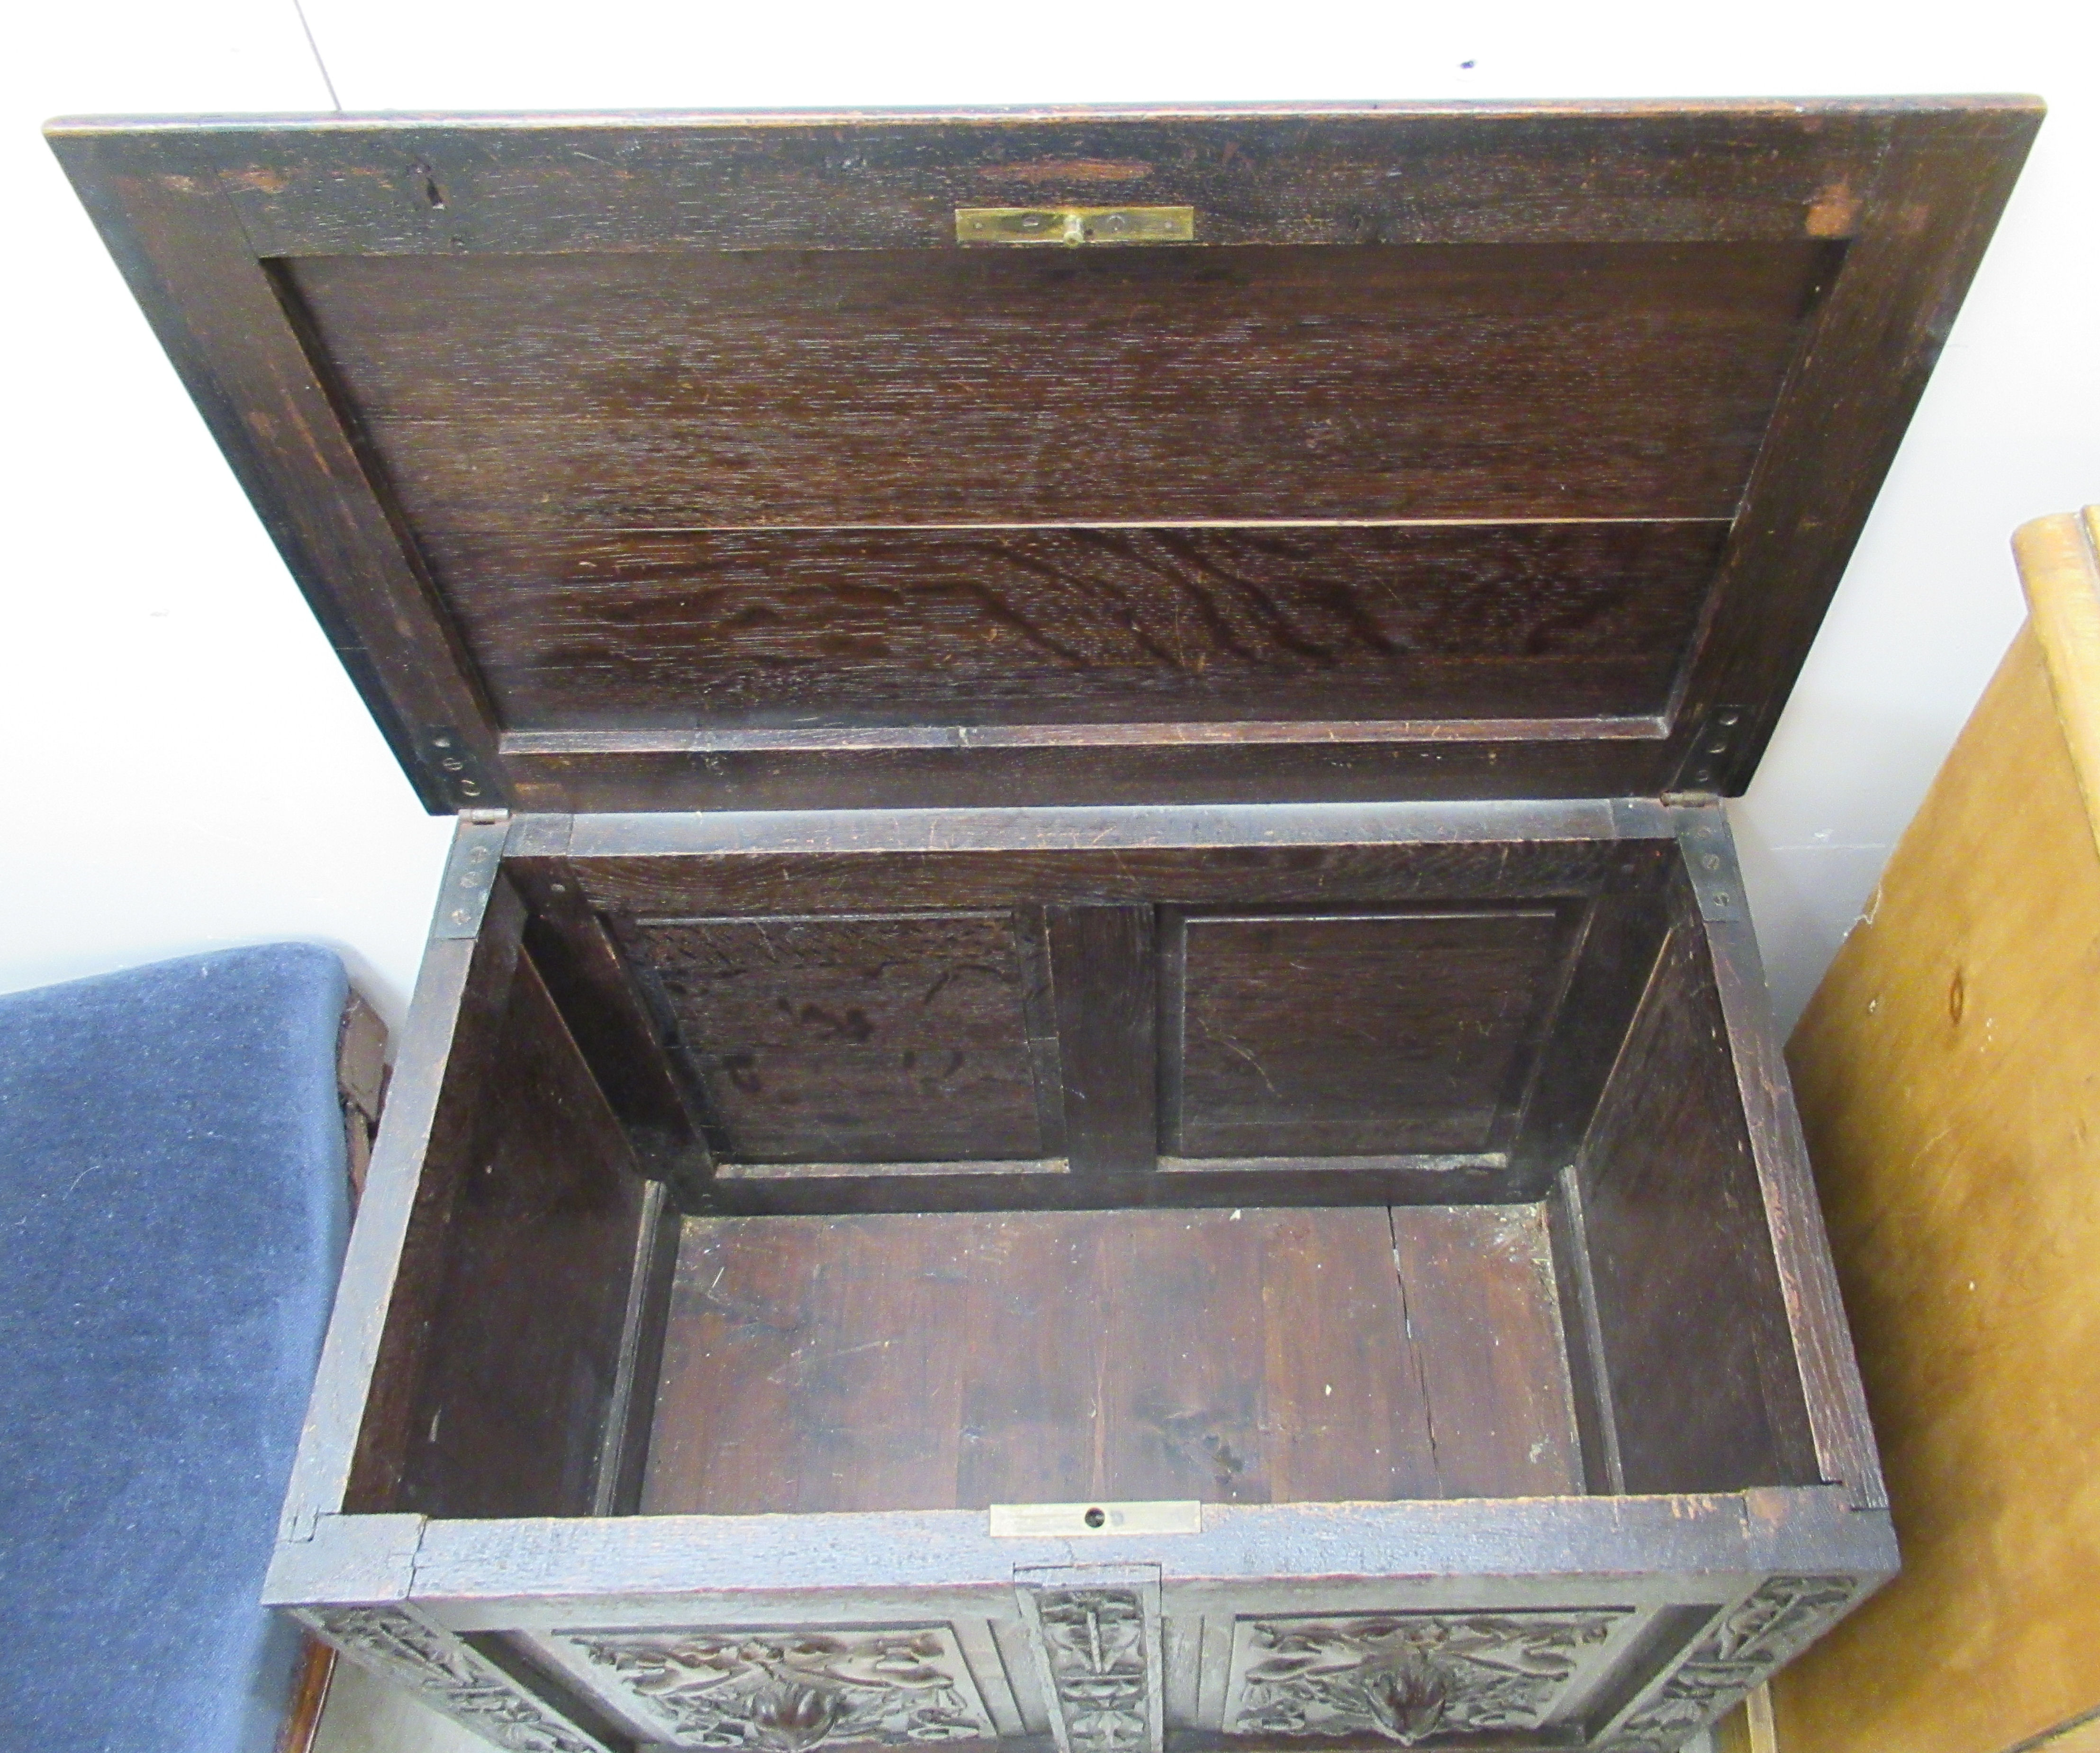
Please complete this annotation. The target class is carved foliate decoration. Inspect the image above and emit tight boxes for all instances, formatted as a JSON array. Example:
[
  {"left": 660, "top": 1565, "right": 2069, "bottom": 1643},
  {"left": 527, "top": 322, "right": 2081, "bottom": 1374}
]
[
  {"left": 552, "top": 1625, "right": 996, "bottom": 1750},
  {"left": 1221, "top": 1609, "right": 1631, "bottom": 1744},
  {"left": 300, "top": 1606, "right": 606, "bottom": 1753},
  {"left": 1023, "top": 1586, "right": 1160, "bottom": 1753},
  {"left": 1609, "top": 1575, "right": 1860, "bottom": 1753}
]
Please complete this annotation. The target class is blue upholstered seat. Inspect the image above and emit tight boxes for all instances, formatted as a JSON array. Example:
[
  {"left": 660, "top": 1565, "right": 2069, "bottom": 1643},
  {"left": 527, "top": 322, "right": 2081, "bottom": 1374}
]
[{"left": 0, "top": 945, "right": 351, "bottom": 1753}]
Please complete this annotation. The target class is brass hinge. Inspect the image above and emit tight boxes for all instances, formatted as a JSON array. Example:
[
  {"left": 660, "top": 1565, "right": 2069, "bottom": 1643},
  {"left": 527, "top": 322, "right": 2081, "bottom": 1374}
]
[{"left": 956, "top": 205, "right": 1195, "bottom": 246}]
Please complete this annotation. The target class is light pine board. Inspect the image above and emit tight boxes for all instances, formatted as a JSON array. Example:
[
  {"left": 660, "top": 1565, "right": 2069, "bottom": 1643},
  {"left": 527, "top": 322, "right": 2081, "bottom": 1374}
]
[{"left": 1771, "top": 510, "right": 2100, "bottom": 1753}]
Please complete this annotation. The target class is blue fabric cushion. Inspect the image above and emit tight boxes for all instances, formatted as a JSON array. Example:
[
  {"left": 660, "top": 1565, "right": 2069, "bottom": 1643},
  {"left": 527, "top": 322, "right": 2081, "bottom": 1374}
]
[{"left": 0, "top": 945, "right": 350, "bottom": 1753}]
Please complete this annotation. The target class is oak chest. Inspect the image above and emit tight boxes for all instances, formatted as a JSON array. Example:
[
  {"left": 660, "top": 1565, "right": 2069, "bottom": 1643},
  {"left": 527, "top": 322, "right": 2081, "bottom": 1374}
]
[{"left": 50, "top": 97, "right": 2037, "bottom": 1753}]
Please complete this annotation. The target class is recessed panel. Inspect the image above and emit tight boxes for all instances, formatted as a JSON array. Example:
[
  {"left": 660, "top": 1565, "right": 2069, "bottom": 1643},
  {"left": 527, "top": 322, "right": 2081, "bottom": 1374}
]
[
  {"left": 631, "top": 912, "right": 1044, "bottom": 1163},
  {"left": 1168, "top": 909, "right": 1572, "bottom": 1158},
  {"left": 281, "top": 240, "right": 1836, "bottom": 745},
  {"left": 290, "top": 242, "right": 1832, "bottom": 532},
  {"left": 421, "top": 520, "right": 1725, "bottom": 732}
]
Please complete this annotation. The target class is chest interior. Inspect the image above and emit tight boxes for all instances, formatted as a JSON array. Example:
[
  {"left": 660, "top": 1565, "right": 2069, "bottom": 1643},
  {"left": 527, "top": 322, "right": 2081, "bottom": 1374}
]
[{"left": 351, "top": 806, "right": 1815, "bottom": 1524}]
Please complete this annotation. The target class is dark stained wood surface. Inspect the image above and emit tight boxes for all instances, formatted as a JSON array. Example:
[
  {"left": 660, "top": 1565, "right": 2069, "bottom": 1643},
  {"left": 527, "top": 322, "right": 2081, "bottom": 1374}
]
[
  {"left": 592, "top": 885, "right": 1601, "bottom": 1192},
  {"left": 45, "top": 130, "right": 512, "bottom": 813},
  {"left": 1689, "top": 813, "right": 1886, "bottom": 1510},
  {"left": 559, "top": 833, "right": 1633, "bottom": 919},
  {"left": 640, "top": 1203, "right": 1581, "bottom": 1515},
  {"left": 49, "top": 102, "right": 2038, "bottom": 812},
  {"left": 286, "top": 242, "right": 1824, "bottom": 530},
  {"left": 508, "top": 860, "right": 715, "bottom": 1202},
  {"left": 1664, "top": 103, "right": 2044, "bottom": 793},
  {"left": 1575, "top": 885, "right": 1819, "bottom": 1496},
  {"left": 631, "top": 912, "right": 1043, "bottom": 1164},
  {"left": 343, "top": 876, "right": 530, "bottom": 1514},
  {"left": 1046, "top": 905, "right": 1158, "bottom": 1176},
  {"left": 182, "top": 103, "right": 1914, "bottom": 257},
  {"left": 1506, "top": 849, "right": 1677, "bottom": 1182},
  {"left": 1389, "top": 1202, "right": 1585, "bottom": 1498},
  {"left": 503, "top": 734, "right": 1671, "bottom": 812},
  {"left": 428, "top": 522, "right": 1726, "bottom": 732},
  {"left": 393, "top": 948, "right": 651, "bottom": 1519},
  {"left": 1165, "top": 907, "right": 1574, "bottom": 1157}
]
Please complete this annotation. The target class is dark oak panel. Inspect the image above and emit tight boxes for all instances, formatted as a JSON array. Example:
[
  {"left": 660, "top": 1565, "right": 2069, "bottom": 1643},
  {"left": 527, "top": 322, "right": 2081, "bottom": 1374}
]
[
  {"left": 1167, "top": 907, "right": 1572, "bottom": 1157},
  {"left": 628, "top": 912, "right": 1041, "bottom": 1164},
  {"left": 1577, "top": 891, "right": 1818, "bottom": 1494},
  {"left": 1047, "top": 904, "right": 1159, "bottom": 1176},
  {"left": 504, "top": 732, "right": 1670, "bottom": 812},
  {"left": 429, "top": 521, "right": 1728, "bottom": 732},
  {"left": 641, "top": 1205, "right": 1589, "bottom": 1514},
  {"left": 394, "top": 949, "right": 650, "bottom": 1519},
  {"left": 287, "top": 243, "right": 1832, "bottom": 533},
  {"left": 561, "top": 835, "right": 1633, "bottom": 919}
]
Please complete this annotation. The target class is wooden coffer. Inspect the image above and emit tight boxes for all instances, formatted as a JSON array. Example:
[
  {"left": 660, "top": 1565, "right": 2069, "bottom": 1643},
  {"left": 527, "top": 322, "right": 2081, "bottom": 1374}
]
[{"left": 49, "top": 98, "right": 2039, "bottom": 1753}]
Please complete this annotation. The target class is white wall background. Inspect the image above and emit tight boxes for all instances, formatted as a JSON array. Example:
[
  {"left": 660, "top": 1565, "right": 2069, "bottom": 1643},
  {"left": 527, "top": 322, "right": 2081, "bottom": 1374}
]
[{"left": 4, "top": 0, "right": 2096, "bottom": 1034}]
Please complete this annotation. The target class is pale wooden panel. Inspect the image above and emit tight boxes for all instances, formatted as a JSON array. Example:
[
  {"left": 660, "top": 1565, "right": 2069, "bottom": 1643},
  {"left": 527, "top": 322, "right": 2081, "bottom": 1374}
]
[
  {"left": 2014, "top": 508, "right": 2100, "bottom": 861},
  {"left": 2028, "top": 1718, "right": 2100, "bottom": 1753},
  {"left": 1770, "top": 510, "right": 2100, "bottom": 1753}
]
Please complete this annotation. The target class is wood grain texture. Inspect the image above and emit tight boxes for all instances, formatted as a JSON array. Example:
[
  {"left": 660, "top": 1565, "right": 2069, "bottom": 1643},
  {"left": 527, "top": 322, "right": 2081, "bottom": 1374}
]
[
  {"left": 43, "top": 129, "right": 511, "bottom": 812},
  {"left": 500, "top": 727, "right": 1684, "bottom": 812},
  {"left": 564, "top": 834, "right": 1632, "bottom": 920},
  {"left": 421, "top": 521, "right": 1728, "bottom": 732},
  {"left": 1387, "top": 1203, "right": 1584, "bottom": 1497},
  {"left": 1575, "top": 893, "right": 1818, "bottom": 1496},
  {"left": 509, "top": 860, "right": 714, "bottom": 1201},
  {"left": 341, "top": 880, "right": 529, "bottom": 1516},
  {"left": 1165, "top": 908, "right": 1573, "bottom": 1157},
  {"left": 153, "top": 103, "right": 1918, "bottom": 257},
  {"left": 1769, "top": 534, "right": 2100, "bottom": 1753},
  {"left": 285, "top": 243, "right": 1826, "bottom": 531},
  {"left": 630, "top": 912, "right": 1043, "bottom": 1164},
  {"left": 640, "top": 1205, "right": 1583, "bottom": 1515},
  {"left": 1665, "top": 101, "right": 2041, "bottom": 793},
  {"left": 48, "top": 104, "right": 2036, "bottom": 812},
  {"left": 1047, "top": 905, "right": 1158, "bottom": 1175},
  {"left": 299, "top": 1484, "right": 1890, "bottom": 1614},
  {"left": 394, "top": 948, "right": 650, "bottom": 1519},
  {"left": 1691, "top": 814, "right": 1886, "bottom": 1512},
  {"left": 1507, "top": 850, "right": 1677, "bottom": 1181}
]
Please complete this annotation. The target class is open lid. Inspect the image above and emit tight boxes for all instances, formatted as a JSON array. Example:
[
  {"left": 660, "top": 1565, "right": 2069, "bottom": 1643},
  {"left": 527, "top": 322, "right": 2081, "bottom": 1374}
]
[{"left": 50, "top": 99, "right": 2038, "bottom": 813}]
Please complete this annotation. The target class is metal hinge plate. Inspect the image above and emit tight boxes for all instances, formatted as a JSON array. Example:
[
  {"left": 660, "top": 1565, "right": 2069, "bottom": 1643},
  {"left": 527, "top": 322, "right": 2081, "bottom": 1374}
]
[
  {"left": 431, "top": 813, "right": 510, "bottom": 939},
  {"left": 417, "top": 725, "right": 499, "bottom": 809},
  {"left": 1669, "top": 703, "right": 1757, "bottom": 794},
  {"left": 1673, "top": 807, "right": 1746, "bottom": 923}
]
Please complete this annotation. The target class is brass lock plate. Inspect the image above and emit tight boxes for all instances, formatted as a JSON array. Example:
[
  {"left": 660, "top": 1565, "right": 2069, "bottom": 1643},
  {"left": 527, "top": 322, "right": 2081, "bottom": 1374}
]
[
  {"left": 988, "top": 1499, "right": 1203, "bottom": 1537},
  {"left": 955, "top": 205, "right": 1196, "bottom": 246}
]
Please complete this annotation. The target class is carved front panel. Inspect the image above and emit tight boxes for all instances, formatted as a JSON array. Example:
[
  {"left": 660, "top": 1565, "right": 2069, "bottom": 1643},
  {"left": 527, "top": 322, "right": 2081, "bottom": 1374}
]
[
  {"left": 1033, "top": 1591, "right": 1151, "bottom": 1753},
  {"left": 1608, "top": 1576, "right": 1860, "bottom": 1753},
  {"left": 1220, "top": 1609, "right": 1632, "bottom": 1745},
  {"left": 1017, "top": 1570, "right": 1163, "bottom": 1753},
  {"left": 300, "top": 1606, "right": 609, "bottom": 1753},
  {"left": 543, "top": 1625, "right": 996, "bottom": 1750}
]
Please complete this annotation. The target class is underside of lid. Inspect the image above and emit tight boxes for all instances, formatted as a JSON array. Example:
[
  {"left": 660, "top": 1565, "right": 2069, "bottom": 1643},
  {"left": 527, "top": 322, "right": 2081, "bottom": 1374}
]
[{"left": 47, "top": 99, "right": 2040, "bottom": 812}]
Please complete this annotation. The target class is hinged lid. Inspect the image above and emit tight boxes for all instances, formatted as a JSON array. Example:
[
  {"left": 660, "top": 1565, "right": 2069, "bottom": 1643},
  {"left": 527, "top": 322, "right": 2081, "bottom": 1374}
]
[{"left": 49, "top": 99, "right": 2037, "bottom": 813}]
